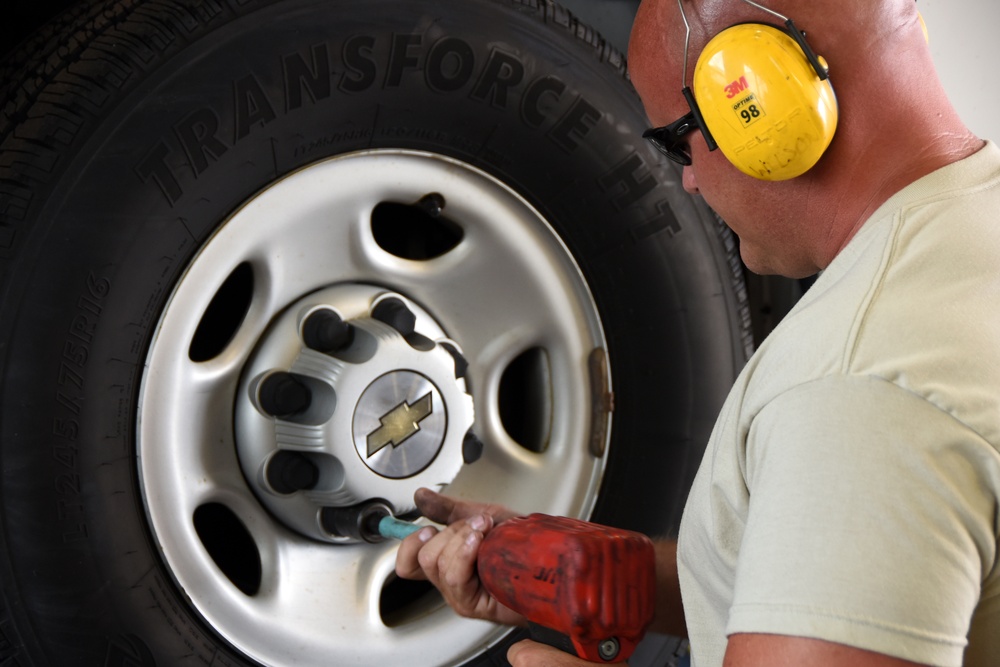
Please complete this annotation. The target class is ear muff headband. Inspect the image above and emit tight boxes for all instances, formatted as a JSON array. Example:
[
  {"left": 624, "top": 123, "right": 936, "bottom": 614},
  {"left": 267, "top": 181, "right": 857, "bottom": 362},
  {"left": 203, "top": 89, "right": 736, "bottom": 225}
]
[{"left": 692, "top": 22, "right": 839, "bottom": 180}]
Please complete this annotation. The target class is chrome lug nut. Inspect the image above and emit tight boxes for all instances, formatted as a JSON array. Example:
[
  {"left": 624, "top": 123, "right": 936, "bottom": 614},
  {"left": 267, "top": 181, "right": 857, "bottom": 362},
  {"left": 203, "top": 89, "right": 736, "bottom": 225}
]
[
  {"left": 371, "top": 297, "right": 416, "bottom": 336},
  {"left": 462, "top": 430, "right": 484, "bottom": 464},
  {"left": 418, "top": 192, "right": 446, "bottom": 217},
  {"left": 302, "top": 308, "right": 355, "bottom": 354},
  {"left": 320, "top": 501, "right": 393, "bottom": 543},
  {"left": 266, "top": 450, "right": 320, "bottom": 494},
  {"left": 258, "top": 372, "right": 312, "bottom": 418}
]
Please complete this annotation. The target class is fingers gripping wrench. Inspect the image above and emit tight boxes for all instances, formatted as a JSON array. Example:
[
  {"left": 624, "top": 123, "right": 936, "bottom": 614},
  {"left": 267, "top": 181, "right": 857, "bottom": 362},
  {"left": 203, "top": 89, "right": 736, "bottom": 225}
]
[{"left": 381, "top": 513, "right": 657, "bottom": 662}]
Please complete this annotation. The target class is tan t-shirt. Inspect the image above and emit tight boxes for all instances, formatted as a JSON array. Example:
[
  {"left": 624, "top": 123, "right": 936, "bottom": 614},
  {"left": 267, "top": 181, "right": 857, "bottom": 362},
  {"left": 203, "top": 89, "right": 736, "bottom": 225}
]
[{"left": 678, "top": 142, "right": 1000, "bottom": 667}]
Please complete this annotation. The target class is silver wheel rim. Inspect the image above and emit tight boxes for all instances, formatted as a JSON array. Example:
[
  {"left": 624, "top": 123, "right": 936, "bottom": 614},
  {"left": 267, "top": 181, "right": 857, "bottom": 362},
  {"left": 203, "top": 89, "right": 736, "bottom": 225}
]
[{"left": 138, "top": 150, "right": 610, "bottom": 665}]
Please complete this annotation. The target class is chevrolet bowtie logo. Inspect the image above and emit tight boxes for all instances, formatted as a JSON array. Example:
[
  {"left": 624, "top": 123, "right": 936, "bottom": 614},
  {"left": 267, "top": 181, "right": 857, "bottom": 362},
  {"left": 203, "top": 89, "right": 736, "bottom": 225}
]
[{"left": 367, "top": 392, "right": 434, "bottom": 457}]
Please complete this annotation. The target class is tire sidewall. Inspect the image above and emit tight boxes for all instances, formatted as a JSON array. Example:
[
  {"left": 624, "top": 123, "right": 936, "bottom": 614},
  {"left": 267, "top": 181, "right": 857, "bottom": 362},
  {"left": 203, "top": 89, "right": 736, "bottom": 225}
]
[{"left": 0, "top": 0, "right": 743, "bottom": 663}]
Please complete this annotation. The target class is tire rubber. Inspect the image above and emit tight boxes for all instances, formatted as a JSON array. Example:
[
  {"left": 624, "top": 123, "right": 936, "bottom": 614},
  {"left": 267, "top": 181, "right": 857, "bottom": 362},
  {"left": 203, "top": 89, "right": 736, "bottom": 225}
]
[{"left": 0, "top": 0, "right": 751, "bottom": 663}]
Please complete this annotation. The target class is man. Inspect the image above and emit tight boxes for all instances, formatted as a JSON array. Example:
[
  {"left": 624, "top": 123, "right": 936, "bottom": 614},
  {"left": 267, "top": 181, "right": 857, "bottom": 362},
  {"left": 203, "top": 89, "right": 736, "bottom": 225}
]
[{"left": 396, "top": 0, "right": 1000, "bottom": 665}]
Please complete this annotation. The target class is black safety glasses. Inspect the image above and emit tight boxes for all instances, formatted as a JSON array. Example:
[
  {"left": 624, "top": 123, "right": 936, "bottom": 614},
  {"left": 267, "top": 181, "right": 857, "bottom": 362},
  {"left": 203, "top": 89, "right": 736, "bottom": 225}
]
[
  {"left": 641, "top": 0, "right": 719, "bottom": 166},
  {"left": 642, "top": 112, "right": 698, "bottom": 166},
  {"left": 642, "top": 87, "right": 717, "bottom": 166}
]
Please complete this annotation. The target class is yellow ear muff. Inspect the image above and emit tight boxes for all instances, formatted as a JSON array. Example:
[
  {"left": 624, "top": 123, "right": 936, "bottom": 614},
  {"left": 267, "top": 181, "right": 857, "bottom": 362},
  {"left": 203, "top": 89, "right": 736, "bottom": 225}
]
[{"left": 692, "top": 23, "right": 838, "bottom": 181}]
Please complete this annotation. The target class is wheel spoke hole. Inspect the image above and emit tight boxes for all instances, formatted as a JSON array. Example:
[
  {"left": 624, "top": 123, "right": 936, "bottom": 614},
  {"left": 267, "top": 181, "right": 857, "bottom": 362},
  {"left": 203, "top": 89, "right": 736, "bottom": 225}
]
[
  {"left": 370, "top": 193, "right": 463, "bottom": 260},
  {"left": 498, "top": 347, "right": 552, "bottom": 453},
  {"left": 189, "top": 262, "right": 254, "bottom": 362},
  {"left": 193, "top": 503, "right": 262, "bottom": 596},
  {"left": 379, "top": 574, "right": 441, "bottom": 627}
]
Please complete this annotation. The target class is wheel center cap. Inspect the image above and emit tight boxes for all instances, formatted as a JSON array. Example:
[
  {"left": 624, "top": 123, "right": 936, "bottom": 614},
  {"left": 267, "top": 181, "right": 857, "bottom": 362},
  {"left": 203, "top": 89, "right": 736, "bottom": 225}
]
[
  {"left": 354, "top": 371, "right": 446, "bottom": 478},
  {"left": 234, "top": 284, "right": 475, "bottom": 543}
]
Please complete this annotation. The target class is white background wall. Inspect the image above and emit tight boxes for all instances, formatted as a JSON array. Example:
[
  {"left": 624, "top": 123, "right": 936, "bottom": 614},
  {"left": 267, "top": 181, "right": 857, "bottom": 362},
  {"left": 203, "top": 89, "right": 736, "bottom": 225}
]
[{"left": 919, "top": 1, "right": 1000, "bottom": 141}]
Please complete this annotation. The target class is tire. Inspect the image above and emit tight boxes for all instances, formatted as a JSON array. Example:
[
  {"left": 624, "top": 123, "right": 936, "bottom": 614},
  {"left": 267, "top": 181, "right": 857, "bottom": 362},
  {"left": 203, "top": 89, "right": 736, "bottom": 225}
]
[{"left": 0, "top": 0, "right": 751, "bottom": 664}]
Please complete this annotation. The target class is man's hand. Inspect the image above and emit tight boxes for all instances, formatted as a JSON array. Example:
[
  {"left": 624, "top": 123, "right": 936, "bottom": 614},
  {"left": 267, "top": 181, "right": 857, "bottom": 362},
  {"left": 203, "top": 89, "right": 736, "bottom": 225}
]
[
  {"left": 394, "top": 488, "right": 526, "bottom": 626},
  {"left": 507, "top": 640, "right": 625, "bottom": 667}
]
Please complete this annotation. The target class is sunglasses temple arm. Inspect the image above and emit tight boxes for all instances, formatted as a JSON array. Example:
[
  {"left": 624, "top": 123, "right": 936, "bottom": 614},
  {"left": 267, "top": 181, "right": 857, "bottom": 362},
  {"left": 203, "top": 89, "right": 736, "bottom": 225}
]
[{"left": 682, "top": 86, "right": 719, "bottom": 152}]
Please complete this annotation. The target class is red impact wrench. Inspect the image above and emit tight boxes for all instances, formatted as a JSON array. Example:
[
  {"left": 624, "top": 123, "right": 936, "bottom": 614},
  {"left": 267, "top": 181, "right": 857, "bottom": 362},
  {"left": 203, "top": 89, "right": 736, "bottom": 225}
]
[{"left": 376, "top": 512, "right": 656, "bottom": 663}]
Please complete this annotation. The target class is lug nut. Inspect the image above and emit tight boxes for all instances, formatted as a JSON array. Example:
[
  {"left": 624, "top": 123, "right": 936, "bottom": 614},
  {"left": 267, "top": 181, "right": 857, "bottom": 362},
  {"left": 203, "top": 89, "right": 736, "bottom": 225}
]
[
  {"left": 302, "top": 308, "right": 354, "bottom": 353},
  {"left": 462, "top": 430, "right": 484, "bottom": 464},
  {"left": 418, "top": 192, "right": 446, "bottom": 217},
  {"left": 258, "top": 372, "right": 312, "bottom": 418},
  {"left": 266, "top": 450, "right": 320, "bottom": 494},
  {"left": 320, "top": 501, "right": 393, "bottom": 543},
  {"left": 372, "top": 298, "right": 416, "bottom": 336}
]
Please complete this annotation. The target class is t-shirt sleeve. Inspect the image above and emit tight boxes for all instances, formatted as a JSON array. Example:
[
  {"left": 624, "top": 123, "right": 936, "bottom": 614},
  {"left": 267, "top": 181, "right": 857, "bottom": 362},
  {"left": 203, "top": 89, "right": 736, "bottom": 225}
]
[{"left": 727, "top": 375, "right": 1000, "bottom": 667}]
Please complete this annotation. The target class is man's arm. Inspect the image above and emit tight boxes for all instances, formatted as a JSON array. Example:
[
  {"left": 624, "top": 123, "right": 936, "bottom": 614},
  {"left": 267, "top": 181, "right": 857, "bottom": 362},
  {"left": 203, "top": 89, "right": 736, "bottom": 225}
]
[
  {"left": 504, "top": 632, "right": 933, "bottom": 666},
  {"left": 651, "top": 539, "right": 687, "bottom": 638},
  {"left": 724, "top": 634, "right": 929, "bottom": 667}
]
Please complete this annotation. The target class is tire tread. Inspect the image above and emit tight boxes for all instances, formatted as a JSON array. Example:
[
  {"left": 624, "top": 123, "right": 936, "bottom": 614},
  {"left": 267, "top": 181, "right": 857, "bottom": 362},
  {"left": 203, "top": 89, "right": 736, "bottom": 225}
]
[{"left": 2, "top": 0, "right": 627, "bottom": 271}]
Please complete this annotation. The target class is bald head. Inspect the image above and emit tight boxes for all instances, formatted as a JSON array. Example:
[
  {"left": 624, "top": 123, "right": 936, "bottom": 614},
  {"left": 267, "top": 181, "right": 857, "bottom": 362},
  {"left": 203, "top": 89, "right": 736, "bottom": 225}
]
[{"left": 628, "top": 0, "right": 981, "bottom": 276}]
